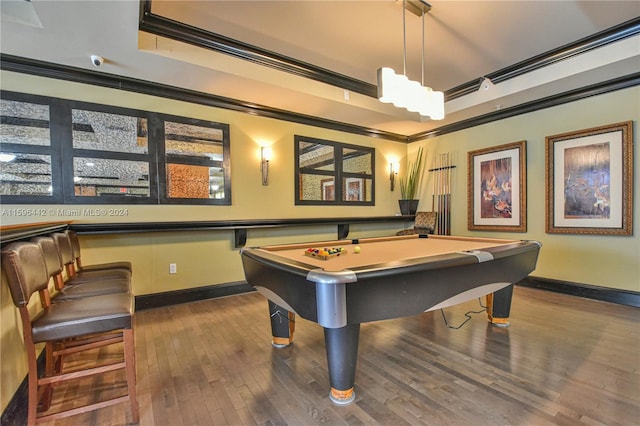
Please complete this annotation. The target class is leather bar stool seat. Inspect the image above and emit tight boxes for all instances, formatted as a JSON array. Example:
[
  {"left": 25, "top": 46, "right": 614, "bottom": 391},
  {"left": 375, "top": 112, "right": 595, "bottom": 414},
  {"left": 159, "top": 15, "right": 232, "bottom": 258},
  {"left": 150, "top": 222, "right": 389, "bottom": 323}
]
[
  {"left": 1, "top": 241, "right": 139, "bottom": 426},
  {"left": 32, "top": 236, "right": 129, "bottom": 301},
  {"left": 31, "top": 292, "right": 133, "bottom": 342}
]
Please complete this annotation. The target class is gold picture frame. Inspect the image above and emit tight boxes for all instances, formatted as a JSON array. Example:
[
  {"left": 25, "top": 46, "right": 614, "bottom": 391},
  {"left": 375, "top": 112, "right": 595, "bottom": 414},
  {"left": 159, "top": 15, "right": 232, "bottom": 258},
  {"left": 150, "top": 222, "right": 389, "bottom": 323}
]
[
  {"left": 545, "top": 121, "right": 633, "bottom": 235},
  {"left": 468, "top": 141, "right": 527, "bottom": 232}
]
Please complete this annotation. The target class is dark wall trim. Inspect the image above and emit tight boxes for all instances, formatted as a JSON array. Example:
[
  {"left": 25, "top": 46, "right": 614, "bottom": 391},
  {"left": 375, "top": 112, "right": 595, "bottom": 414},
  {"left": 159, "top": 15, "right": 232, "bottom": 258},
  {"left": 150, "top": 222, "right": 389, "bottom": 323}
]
[
  {"left": 69, "top": 215, "right": 415, "bottom": 247},
  {"left": 518, "top": 276, "right": 640, "bottom": 308},
  {"left": 139, "top": 1, "right": 639, "bottom": 104},
  {"left": 138, "top": 2, "right": 378, "bottom": 98},
  {"left": 409, "top": 72, "right": 640, "bottom": 141},
  {"left": 135, "top": 281, "right": 254, "bottom": 311},
  {"left": 68, "top": 215, "right": 414, "bottom": 234},
  {"left": 446, "top": 17, "right": 640, "bottom": 100},
  {"left": 486, "top": 17, "right": 640, "bottom": 85},
  {"left": 0, "top": 54, "right": 409, "bottom": 143},
  {"left": 0, "top": 222, "right": 69, "bottom": 245}
]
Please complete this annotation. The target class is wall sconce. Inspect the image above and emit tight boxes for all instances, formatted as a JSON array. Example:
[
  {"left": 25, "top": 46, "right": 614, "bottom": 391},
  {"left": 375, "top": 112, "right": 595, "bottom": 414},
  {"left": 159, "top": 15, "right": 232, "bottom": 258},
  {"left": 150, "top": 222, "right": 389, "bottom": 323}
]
[
  {"left": 261, "top": 147, "right": 272, "bottom": 185},
  {"left": 389, "top": 161, "right": 399, "bottom": 191}
]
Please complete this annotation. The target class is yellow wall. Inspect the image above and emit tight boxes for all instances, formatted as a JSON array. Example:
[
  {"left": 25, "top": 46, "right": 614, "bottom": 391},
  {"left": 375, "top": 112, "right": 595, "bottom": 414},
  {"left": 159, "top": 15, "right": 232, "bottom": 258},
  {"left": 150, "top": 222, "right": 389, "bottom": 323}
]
[
  {"left": 411, "top": 87, "right": 639, "bottom": 292},
  {"left": 1, "top": 70, "right": 638, "bottom": 413}
]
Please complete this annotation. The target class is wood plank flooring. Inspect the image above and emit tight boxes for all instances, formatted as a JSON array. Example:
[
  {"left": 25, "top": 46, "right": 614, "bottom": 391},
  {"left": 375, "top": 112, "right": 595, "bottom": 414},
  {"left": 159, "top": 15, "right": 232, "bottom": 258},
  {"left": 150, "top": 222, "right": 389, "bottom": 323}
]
[{"left": 36, "top": 286, "right": 639, "bottom": 426}]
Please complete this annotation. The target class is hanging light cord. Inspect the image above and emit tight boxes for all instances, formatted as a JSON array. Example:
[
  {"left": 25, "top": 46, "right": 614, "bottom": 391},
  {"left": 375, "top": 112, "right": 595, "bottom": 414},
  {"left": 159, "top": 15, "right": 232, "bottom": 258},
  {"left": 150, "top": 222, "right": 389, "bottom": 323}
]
[
  {"left": 403, "top": 0, "right": 427, "bottom": 84},
  {"left": 402, "top": 0, "right": 407, "bottom": 76},
  {"left": 422, "top": 7, "right": 425, "bottom": 86}
]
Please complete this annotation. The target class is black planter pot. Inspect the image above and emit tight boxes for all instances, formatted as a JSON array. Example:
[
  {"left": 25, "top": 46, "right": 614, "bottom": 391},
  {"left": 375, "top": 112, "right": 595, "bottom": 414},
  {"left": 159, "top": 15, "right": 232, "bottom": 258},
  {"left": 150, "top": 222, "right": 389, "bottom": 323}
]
[{"left": 399, "top": 199, "right": 419, "bottom": 216}]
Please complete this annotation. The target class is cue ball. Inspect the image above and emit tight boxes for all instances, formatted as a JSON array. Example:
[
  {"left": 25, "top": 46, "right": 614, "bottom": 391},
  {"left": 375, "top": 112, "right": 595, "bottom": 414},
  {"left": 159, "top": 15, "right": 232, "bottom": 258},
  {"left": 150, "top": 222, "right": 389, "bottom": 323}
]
[{"left": 354, "top": 246, "right": 361, "bottom": 253}]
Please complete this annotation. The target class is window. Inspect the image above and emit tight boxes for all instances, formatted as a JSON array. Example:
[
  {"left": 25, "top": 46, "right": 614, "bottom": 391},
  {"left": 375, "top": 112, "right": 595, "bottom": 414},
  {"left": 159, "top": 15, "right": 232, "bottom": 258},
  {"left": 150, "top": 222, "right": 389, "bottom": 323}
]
[
  {"left": 295, "top": 135, "right": 374, "bottom": 205},
  {"left": 0, "top": 91, "right": 231, "bottom": 205}
]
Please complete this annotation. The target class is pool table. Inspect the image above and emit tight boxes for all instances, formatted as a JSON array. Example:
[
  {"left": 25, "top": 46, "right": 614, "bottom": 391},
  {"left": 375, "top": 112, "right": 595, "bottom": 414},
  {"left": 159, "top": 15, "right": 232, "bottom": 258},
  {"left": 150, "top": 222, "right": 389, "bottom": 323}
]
[{"left": 240, "top": 234, "right": 541, "bottom": 404}]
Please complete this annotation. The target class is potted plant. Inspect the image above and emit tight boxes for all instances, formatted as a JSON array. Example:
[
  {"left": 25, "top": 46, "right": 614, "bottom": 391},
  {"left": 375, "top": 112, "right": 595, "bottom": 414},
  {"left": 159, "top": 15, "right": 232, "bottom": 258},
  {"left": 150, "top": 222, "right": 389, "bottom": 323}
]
[{"left": 399, "top": 146, "right": 424, "bottom": 215}]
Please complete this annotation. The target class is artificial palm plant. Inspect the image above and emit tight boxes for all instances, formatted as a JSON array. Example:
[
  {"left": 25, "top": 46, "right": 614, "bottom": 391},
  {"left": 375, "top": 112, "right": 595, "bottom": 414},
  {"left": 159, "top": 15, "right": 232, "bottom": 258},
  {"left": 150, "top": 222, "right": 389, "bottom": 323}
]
[{"left": 399, "top": 146, "right": 425, "bottom": 200}]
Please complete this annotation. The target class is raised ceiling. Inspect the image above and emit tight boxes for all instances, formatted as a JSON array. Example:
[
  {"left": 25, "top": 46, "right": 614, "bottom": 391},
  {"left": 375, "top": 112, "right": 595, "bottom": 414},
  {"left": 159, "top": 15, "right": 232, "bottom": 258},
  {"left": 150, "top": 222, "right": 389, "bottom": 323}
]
[{"left": 1, "top": 1, "right": 639, "bottom": 139}]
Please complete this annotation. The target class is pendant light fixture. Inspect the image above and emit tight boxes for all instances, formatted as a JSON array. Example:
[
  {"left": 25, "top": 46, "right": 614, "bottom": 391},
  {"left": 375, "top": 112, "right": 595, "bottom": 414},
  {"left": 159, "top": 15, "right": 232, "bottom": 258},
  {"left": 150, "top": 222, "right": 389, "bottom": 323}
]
[{"left": 377, "top": 0, "right": 444, "bottom": 120}]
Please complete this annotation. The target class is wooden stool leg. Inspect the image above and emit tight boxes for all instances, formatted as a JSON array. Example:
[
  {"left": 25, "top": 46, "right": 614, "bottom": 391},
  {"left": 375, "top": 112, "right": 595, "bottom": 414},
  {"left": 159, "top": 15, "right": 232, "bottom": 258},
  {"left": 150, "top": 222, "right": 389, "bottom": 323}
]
[
  {"left": 124, "top": 328, "right": 139, "bottom": 423},
  {"left": 39, "top": 343, "right": 55, "bottom": 412},
  {"left": 26, "top": 347, "right": 39, "bottom": 426}
]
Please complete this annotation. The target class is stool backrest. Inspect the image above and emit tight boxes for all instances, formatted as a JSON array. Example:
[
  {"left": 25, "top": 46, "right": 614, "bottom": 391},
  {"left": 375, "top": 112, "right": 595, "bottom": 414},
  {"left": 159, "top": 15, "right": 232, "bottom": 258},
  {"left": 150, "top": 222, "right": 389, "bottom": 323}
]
[
  {"left": 414, "top": 211, "right": 437, "bottom": 233},
  {"left": 66, "top": 230, "right": 82, "bottom": 265},
  {"left": 32, "top": 236, "right": 63, "bottom": 278},
  {"left": 1, "top": 242, "right": 49, "bottom": 308},
  {"left": 51, "top": 232, "right": 76, "bottom": 276}
]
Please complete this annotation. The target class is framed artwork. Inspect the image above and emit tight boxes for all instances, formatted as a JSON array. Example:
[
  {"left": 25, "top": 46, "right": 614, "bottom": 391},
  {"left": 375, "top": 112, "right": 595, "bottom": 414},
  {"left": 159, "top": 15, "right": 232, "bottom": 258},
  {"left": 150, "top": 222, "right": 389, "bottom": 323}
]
[
  {"left": 545, "top": 121, "right": 633, "bottom": 235},
  {"left": 344, "top": 177, "right": 365, "bottom": 201},
  {"left": 468, "top": 141, "right": 527, "bottom": 232}
]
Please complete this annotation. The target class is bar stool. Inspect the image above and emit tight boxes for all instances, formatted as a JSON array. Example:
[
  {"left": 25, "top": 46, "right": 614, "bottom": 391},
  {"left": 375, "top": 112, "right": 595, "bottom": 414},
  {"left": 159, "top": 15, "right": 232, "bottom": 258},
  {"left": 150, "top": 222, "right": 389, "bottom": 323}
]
[
  {"left": 32, "top": 236, "right": 130, "bottom": 300},
  {"left": 1, "top": 241, "right": 139, "bottom": 426},
  {"left": 51, "top": 232, "right": 130, "bottom": 284},
  {"left": 66, "top": 230, "right": 132, "bottom": 274}
]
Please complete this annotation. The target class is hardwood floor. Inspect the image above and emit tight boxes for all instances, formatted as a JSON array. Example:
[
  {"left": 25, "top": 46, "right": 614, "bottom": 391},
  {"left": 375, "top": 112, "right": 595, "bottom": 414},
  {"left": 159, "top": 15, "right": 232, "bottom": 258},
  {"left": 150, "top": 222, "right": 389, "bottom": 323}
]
[{"left": 36, "top": 286, "right": 639, "bottom": 426}]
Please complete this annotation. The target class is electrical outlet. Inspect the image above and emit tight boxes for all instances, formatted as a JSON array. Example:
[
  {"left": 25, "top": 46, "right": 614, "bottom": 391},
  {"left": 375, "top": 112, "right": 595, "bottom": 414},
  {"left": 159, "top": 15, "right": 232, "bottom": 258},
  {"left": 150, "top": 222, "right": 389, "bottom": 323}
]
[{"left": 169, "top": 263, "right": 177, "bottom": 274}]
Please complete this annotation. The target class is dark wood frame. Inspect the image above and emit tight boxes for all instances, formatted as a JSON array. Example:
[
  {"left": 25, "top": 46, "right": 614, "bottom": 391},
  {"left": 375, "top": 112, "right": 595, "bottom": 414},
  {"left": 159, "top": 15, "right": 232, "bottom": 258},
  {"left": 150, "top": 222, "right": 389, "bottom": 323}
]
[
  {"left": 294, "top": 135, "right": 374, "bottom": 206},
  {"left": 467, "top": 140, "right": 527, "bottom": 232},
  {"left": 0, "top": 90, "right": 231, "bottom": 206},
  {"left": 545, "top": 121, "right": 633, "bottom": 235}
]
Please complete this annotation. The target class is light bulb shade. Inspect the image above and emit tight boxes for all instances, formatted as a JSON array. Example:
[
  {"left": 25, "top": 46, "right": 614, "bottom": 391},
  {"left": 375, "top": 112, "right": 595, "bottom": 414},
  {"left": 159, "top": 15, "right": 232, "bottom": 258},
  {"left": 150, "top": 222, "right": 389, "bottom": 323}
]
[
  {"left": 419, "top": 87, "right": 444, "bottom": 120},
  {"left": 405, "top": 80, "right": 423, "bottom": 113},
  {"left": 389, "top": 162, "right": 398, "bottom": 191},
  {"left": 377, "top": 67, "right": 444, "bottom": 120},
  {"left": 261, "top": 146, "right": 273, "bottom": 162},
  {"left": 377, "top": 67, "right": 396, "bottom": 104},
  {"left": 261, "top": 146, "right": 272, "bottom": 185}
]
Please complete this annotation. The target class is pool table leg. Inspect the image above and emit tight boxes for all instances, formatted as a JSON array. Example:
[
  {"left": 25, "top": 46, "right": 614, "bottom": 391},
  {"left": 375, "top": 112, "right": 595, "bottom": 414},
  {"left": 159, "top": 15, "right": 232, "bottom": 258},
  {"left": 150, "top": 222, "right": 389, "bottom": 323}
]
[
  {"left": 324, "top": 324, "right": 360, "bottom": 405},
  {"left": 268, "top": 300, "right": 295, "bottom": 347},
  {"left": 486, "top": 284, "right": 513, "bottom": 327}
]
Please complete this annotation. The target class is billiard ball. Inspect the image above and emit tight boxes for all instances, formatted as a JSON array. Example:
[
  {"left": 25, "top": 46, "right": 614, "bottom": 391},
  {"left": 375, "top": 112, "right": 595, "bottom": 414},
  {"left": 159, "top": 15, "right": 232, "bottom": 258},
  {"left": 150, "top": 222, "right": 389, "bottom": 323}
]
[{"left": 354, "top": 246, "right": 361, "bottom": 253}]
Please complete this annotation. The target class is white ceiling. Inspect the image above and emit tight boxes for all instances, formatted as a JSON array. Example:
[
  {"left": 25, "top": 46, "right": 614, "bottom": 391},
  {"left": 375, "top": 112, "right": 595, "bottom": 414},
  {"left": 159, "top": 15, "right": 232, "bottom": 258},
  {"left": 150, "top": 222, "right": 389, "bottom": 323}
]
[{"left": 1, "top": 1, "right": 639, "bottom": 138}]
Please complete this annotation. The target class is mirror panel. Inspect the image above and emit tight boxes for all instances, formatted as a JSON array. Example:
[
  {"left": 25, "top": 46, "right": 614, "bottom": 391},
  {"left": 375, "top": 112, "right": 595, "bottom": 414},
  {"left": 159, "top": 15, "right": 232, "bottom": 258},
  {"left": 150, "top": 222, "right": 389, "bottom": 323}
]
[
  {"left": 72, "top": 109, "right": 148, "bottom": 154},
  {"left": 0, "top": 153, "right": 52, "bottom": 196},
  {"left": 166, "top": 164, "right": 225, "bottom": 199},
  {"left": 0, "top": 99, "right": 53, "bottom": 197},
  {"left": 0, "top": 99, "right": 51, "bottom": 147},
  {"left": 343, "top": 147, "right": 372, "bottom": 174},
  {"left": 299, "top": 141, "right": 335, "bottom": 171},
  {"left": 164, "top": 121, "right": 224, "bottom": 161},
  {"left": 342, "top": 177, "right": 373, "bottom": 202},
  {"left": 299, "top": 174, "right": 335, "bottom": 201},
  {"left": 73, "top": 157, "right": 149, "bottom": 197}
]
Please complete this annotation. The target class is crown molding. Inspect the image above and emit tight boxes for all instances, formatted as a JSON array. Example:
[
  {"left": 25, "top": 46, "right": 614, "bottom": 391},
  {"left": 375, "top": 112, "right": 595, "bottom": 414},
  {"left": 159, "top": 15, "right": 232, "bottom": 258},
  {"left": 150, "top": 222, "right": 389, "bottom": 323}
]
[{"left": 139, "top": 1, "right": 639, "bottom": 104}]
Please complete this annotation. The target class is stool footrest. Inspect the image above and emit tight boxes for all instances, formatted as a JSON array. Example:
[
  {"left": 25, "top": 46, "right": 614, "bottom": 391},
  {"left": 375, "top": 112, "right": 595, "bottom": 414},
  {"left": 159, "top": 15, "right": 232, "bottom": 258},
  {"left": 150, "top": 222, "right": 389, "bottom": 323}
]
[
  {"left": 38, "top": 360, "right": 125, "bottom": 385},
  {"left": 36, "top": 395, "right": 131, "bottom": 424}
]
